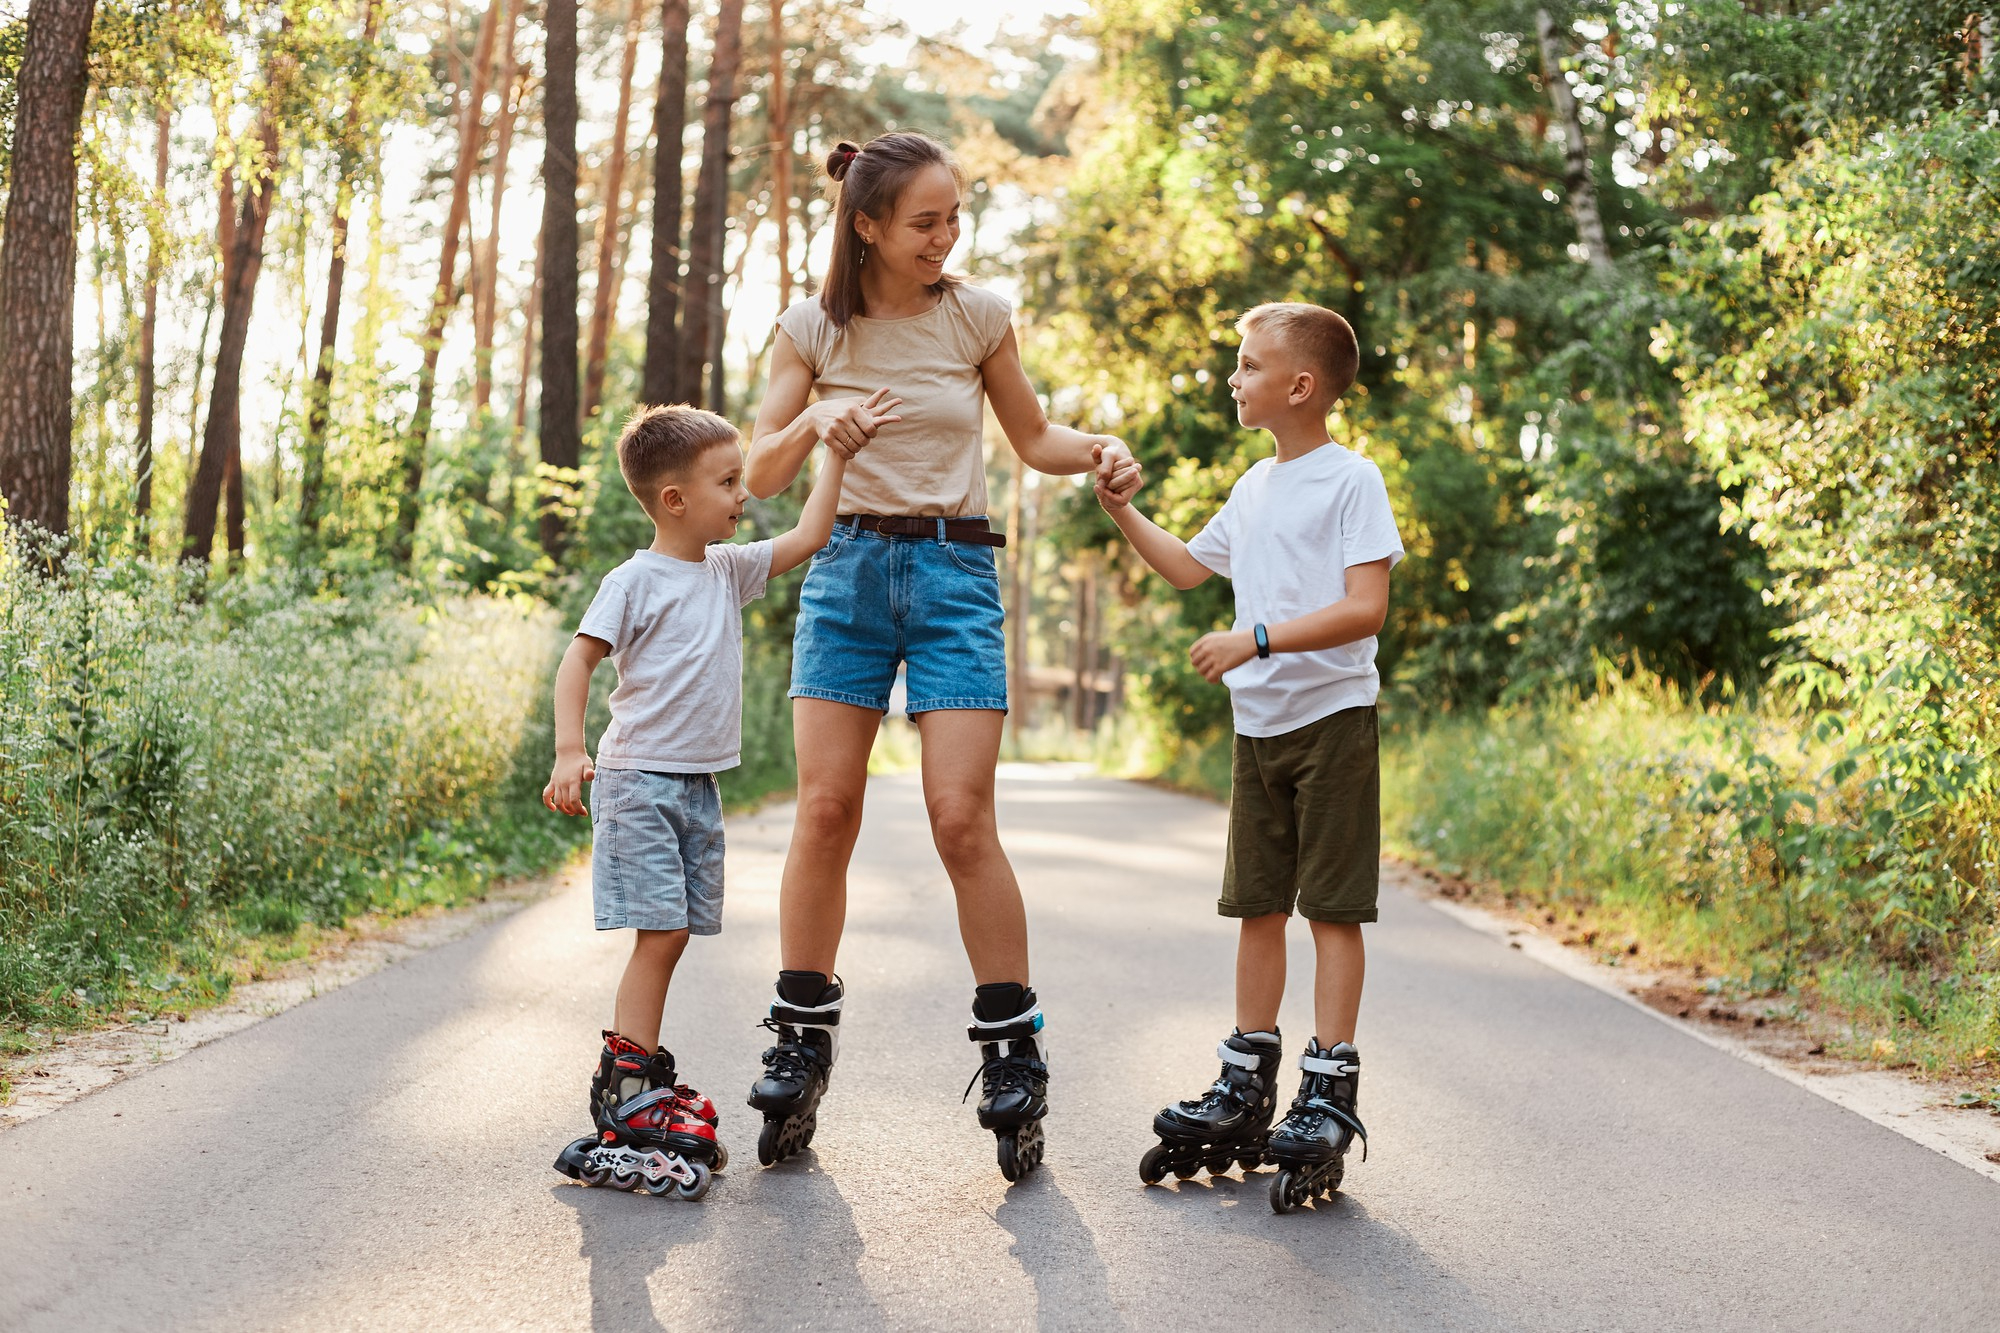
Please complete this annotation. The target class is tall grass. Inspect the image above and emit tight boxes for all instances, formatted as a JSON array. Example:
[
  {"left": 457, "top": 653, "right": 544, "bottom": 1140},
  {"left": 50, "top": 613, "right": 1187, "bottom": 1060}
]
[
  {"left": 0, "top": 538, "right": 579, "bottom": 1034},
  {"left": 1380, "top": 679, "right": 2000, "bottom": 1073}
]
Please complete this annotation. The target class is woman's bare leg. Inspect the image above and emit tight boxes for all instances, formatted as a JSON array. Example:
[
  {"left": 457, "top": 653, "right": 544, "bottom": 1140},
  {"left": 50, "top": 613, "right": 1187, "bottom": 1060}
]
[
  {"left": 914, "top": 709, "right": 1029, "bottom": 983},
  {"left": 779, "top": 699, "right": 882, "bottom": 975}
]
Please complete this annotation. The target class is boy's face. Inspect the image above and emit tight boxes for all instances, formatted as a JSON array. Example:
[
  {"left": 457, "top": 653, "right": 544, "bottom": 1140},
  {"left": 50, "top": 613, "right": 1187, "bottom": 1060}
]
[
  {"left": 1228, "top": 327, "right": 1315, "bottom": 430},
  {"left": 657, "top": 440, "right": 750, "bottom": 543}
]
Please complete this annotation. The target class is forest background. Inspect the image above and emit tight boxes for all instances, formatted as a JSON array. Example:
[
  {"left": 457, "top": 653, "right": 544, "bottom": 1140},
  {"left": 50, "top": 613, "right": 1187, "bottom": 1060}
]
[{"left": 1, "top": 0, "right": 1996, "bottom": 1103}]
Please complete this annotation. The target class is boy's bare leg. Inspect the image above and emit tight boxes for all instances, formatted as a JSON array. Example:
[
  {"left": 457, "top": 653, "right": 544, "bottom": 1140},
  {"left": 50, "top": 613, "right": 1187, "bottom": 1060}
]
[
  {"left": 913, "top": 709, "right": 1029, "bottom": 984},
  {"left": 1234, "top": 911, "right": 1289, "bottom": 1032},
  {"left": 614, "top": 928, "right": 690, "bottom": 1050},
  {"left": 1310, "top": 919, "right": 1365, "bottom": 1045},
  {"left": 780, "top": 699, "right": 883, "bottom": 975}
]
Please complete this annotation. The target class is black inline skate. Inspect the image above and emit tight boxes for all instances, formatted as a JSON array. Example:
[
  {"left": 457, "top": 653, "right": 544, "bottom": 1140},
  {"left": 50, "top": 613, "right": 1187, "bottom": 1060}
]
[
  {"left": 747, "top": 971, "right": 843, "bottom": 1166},
  {"left": 1140, "top": 1028, "right": 1283, "bottom": 1185},
  {"left": 964, "top": 983, "right": 1048, "bottom": 1182},
  {"left": 1266, "top": 1039, "right": 1367, "bottom": 1214},
  {"left": 554, "top": 1031, "right": 724, "bottom": 1200}
]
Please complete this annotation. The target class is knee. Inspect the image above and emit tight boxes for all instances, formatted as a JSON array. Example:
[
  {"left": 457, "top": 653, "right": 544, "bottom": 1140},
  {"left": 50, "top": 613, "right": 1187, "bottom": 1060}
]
[
  {"left": 928, "top": 794, "right": 997, "bottom": 868},
  {"left": 633, "top": 928, "right": 690, "bottom": 958},
  {"left": 795, "top": 788, "right": 863, "bottom": 849}
]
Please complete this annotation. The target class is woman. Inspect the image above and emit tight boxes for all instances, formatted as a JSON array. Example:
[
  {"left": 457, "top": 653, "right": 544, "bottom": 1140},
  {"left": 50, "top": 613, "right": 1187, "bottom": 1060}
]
[{"left": 741, "top": 131, "right": 1138, "bottom": 1181}]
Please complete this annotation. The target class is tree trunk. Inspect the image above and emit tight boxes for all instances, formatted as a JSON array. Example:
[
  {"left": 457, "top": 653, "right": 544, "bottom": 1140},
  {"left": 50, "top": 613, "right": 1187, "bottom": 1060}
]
[
  {"left": 136, "top": 100, "right": 171, "bottom": 532},
  {"left": 677, "top": 0, "right": 745, "bottom": 405},
  {"left": 514, "top": 223, "right": 543, "bottom": 440},
  {"left": 540, "top": 0, "right": 583, "bottom": 561},
  {"left": 1072, "top": 556, "right": 1096, "bottom": 731},
  {"left": 397, "top": 0, "right": 503, "bottom": 566},
  {"left": 1535, "top": 8, "right": 1612, "bottom": 271},
  {"left": 473, "top": 2, "right": 524, "bottom": 415},
  {"left": 642, "top": 0, "right": 692, "bottom": 406},
  {"left": 300, "top": 0, "right": 384, "bottom": 543},
  {"left": 770, "top": 0, "right": 791, "bottom": 311},
  {"left": 0, "top": 0, "right": 98, "bottom": 538},
  {"left": 583, "top": 0, "right": 644, "bottom": 421},
  {"left": 182, "top": 108, "right": 282, "bottom": 564}
]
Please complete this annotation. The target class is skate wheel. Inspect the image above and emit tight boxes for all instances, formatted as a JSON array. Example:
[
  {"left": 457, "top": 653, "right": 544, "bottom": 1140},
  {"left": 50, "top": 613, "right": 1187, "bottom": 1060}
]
[
  {"left": 1204, "top": 1155, "right": 1232, "bottom": 1177},
  {"left": 712, "top": 1142, "right": 729, "bottom": 1174},
  {"left": 799, "top": 1111, "right": 818, "bottom": 1150},
  {"left": 757, "top": 1118, "right": 782, "bottom": 1166},
  {"left": 676, "top": 1161, "right": 712, "bottom": 1201},
  {"left": 998, "top": 1121, "right": 1045, "bottom": 1183},
  {"left": 1237, "top": 1154, "right": 1263, "bottom": 1174},
  {"left": 1172, "top": 1159, "right": 1198, "bottom": 1180},
  {"left": 1323, "top": 1157, "right": 1345, "bottom": 1195},
  {"left": 1270, "top": 1168, "right": 1300, "bottom": 1214},
  {"left": 1138, "top": 1143, "right": 1170, "bottom": 1186}
]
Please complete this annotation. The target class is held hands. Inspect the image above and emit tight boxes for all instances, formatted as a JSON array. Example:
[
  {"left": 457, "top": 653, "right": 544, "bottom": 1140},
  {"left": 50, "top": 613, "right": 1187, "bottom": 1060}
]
[
  {"left": 813, "top": 387, "right": 903, "bottom": 460},
  {"left": 1189, "top": 629, "right": 1257, "bottom": 683},
  {"left": 1091, "top": 437, "right": 1142, "bottom": 509},
  {"left": 543, "top": 750, "right": 595, "bottom": 816}
]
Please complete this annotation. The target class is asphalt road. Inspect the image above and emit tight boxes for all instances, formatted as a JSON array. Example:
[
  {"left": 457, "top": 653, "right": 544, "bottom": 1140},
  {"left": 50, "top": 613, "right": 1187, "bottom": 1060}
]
[{"left": 5, "top": 768, "right": 1999, "bottom": 1332}]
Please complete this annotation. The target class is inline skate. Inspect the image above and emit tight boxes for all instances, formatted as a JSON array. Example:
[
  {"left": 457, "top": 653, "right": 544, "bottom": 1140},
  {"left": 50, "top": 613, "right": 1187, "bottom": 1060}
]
[
  {"left": 747, "top": 971, "right": 843, "bottom": 1166},
  {"left": 1266, "top": 1039, "right": 1367, "bottom": 1213},
  {"left": 554, "top": 1031, "right": 724, "bottom": 1200},
  {"left": 964, "top": 983, "right": 1048, "bottom": 1182},
  {"left": 1139, "top": 1028, "right": 1282, "bottom": 1185}
]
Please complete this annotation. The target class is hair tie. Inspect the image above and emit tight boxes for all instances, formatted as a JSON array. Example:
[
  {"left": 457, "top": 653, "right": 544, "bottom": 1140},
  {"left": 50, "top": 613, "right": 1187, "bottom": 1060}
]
[{"left": 827, "top": 141, "right": 861, "bottom": 182}]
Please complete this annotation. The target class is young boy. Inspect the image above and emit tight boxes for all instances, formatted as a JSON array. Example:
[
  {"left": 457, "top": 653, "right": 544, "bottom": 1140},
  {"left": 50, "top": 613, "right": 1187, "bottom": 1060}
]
[
  {"left": 1097, "top": 302, "right": 1402, "bottom": 1211},
  {"left": 545, "top": 404, "right": 852, "bottom": 1199}
]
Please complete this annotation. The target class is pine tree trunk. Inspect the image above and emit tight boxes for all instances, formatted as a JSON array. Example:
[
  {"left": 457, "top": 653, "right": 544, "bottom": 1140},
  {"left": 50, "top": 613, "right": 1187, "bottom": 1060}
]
[
  {"left": 514, "top": 224, "right": 543, "bottom": 440},
  {"left": 300, "top": 0, "right": 383, "bottom": 543},
  {"left": 642, "top": 0, "right": 692, "bottom": 406},
  {"left": 1535, "top": 8, "right": 1612, "bottom": 271},
  {"left": 770, "top": 0, "right": 791, "bottom": 311},
  {"left": 182, "top": 109, "right": 282, "bottom": 564},
  {"left": 540, "top": 0, "right": 583, "bottom": 561},
  {"left": 136, "top": 100, "right": 170, "bottom": 533},
  {"left": 676, "top": 0, "right": 744, "bottom": 405},
  {"left": 583, "top": 0, "right": 643, "bottom": 421},
  {"left": 397, "top": 0, "right": 503, "bottom": 566},
  {"left": 0, "top": 0, "right": 98, "bottom": 538},
  {"left": 473, "top": 0, "right": 523, "bottom": 415}
]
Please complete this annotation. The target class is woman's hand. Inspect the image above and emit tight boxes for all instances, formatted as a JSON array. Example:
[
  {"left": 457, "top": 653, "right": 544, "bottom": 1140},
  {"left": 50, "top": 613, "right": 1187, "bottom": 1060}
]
[
  {"left": 810, "top": 387, "right": 903, "bottom": 460},
  {"left": 1190, "top": 629, "right": 1257, "bottom": 683},
  {"left": 1091, "top": 439, "right": 1142, "bottom": 508}
]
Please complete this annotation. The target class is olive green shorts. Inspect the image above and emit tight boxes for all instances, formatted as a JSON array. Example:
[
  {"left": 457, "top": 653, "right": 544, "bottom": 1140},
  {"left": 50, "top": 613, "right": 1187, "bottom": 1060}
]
[{"left": 1221, "top": 705, "right": 1380, "bottom": 924}]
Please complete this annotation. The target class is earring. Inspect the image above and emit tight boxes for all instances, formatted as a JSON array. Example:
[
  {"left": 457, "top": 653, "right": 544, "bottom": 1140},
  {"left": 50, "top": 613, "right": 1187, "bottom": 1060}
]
[{"left": 859, "top": 242, "right": 867, "bottom": 267}]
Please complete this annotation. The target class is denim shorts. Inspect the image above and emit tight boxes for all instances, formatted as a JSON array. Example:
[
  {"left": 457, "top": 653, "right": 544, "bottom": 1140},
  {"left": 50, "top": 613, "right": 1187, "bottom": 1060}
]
[
  {"left": 589, "top": 767, "right": 724, "bottom": 934},
  {"left": 790, "top": 517, "right": 1009, "bottom": 714}
]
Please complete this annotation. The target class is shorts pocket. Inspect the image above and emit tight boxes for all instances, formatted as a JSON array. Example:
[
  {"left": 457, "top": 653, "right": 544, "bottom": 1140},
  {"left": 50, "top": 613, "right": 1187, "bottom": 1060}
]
[
  {"left": 943, "top": 540, "right": 1000, "bottom": 581},
  {"left": 810, "top": 528, "right": 853, "bottom": 569}
]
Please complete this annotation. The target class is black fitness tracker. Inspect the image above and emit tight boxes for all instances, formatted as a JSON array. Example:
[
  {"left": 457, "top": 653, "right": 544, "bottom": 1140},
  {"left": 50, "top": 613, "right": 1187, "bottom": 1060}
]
[{"left": 1254, "top": 623, "right": 1270, "bottom": 658}]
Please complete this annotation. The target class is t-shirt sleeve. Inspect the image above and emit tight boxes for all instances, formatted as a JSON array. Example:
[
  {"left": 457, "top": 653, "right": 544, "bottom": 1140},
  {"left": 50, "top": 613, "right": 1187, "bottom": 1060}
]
[
  {"left": 575, "top": 573, "right": 630, "bottom": 649},
  {"left": 967, "top": 286, "right": 1014, "bottom": 362},
  {"left": 1185, "top": 495, "right": 1235, "bottom": 578},
  {"left": 718, "top": 539, "right": 774, "bottom": 607},
  {"left": 775, "top": 299, "right": 828, "bottom": 377},
  {"left": 1343, "top": 464, "right": 1405, "bottom": 571}
]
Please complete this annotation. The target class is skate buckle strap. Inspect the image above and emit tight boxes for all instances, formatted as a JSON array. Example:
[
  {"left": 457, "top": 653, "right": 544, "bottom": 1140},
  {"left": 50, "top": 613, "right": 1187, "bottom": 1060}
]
[
  {"left": 965, "top": 1009, "right": 1043, "bottom": 1044},
  {"left": 1216, "top": 1041, "right": 1264, "bottom": 1070},
  {"left": 769, "top": 999, "right": 843, "bottom": 1027},
  {"left": 1299, "top": 1052, "right": 1358, "bottom": 1078},
  {"left": 1300, "top": 1097, "right": 1369, "bottom": 1161}
]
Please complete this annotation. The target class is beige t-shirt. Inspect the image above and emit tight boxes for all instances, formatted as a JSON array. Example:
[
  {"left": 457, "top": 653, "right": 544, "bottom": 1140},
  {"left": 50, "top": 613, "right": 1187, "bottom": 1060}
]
[{"left": 776, "top": 284, "right": 1014, "bottom": 517}]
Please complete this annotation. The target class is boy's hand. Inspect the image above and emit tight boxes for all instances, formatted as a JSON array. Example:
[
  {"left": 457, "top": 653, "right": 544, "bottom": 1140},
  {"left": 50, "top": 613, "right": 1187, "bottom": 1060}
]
[
  {"left": 1090, "top": 438, "right": 1143, "bottom": 510},
  {"left": 812, "top": 387, "right": 902, "bottom": 460},
  {"left": 1190, "top": 629, "right": 1257, "bottom": 683},
  {"left": 543, "top": 751, "right": 596, "bottom": 816}
]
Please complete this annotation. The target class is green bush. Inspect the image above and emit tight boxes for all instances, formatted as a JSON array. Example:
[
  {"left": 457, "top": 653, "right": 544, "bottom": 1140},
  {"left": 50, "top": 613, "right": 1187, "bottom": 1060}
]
[{"left": 0, "top": 535, "right": 578, "bottom": 1030}]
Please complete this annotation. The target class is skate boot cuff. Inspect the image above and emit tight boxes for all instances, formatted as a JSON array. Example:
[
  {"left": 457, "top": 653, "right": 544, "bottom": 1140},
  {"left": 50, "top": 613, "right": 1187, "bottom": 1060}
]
[
  {"left": 766, "top": 986, "right": 843, "bottom": 1067},
  {"left": 602, "top": 1030, "right": 650, "bottom": 1058},
  {"left": 966, "top": 1003, "right": 1045, "bottom": 1056}
]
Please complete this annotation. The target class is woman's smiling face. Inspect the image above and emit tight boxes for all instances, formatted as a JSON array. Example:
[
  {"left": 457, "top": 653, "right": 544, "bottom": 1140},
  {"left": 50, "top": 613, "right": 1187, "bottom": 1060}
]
[{"left": 858, "top": 163, "right": 962, "bottom": 288}]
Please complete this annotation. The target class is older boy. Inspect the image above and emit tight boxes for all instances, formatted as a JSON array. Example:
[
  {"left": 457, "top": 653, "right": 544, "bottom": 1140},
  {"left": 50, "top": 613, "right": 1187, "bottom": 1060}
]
[
  {"left": 1097, "top": 302, "right": 1403, "bottom": 1211},
  {"left": 544, "top": 403, "right": 857, "bottom": 1198}
]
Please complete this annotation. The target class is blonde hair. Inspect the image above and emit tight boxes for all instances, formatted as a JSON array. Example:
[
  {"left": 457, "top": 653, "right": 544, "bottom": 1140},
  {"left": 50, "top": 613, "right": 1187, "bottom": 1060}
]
[
  {"left": 617, "top": 404, "right": 738, "bottom": 510},
  {"left": 1237, "top": 303, "right": 1359, "bottom": 406}
]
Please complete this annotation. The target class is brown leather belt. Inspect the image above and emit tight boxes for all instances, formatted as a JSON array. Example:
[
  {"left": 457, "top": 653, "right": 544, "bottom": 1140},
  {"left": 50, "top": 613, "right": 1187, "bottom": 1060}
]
[{"left": 838, "top": 514, "right": 1007, "bottom": 548}]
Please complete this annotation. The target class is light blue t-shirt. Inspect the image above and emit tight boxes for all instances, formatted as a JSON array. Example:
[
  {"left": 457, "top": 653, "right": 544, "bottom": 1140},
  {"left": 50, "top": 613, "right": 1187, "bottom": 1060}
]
[
  {"left": 1186, "top": 443, "right": 1404, "bottom": 738},
  {"left": 576, "top": 541, "right": 774, "bottom": 772}
]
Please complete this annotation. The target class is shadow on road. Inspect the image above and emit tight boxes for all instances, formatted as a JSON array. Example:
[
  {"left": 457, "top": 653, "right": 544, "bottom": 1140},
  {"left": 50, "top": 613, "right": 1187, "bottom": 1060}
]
[
  {"left": 555, "top": 1182, "right": 710, "bottom": 1332},
  {"left": 994, "top": 1167, "right": 1130, "bottom": 1333}
]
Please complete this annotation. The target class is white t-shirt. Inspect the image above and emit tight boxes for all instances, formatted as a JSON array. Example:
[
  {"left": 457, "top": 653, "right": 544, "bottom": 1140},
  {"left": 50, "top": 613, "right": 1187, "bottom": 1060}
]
[
  {"left": 576, "top": 541, "right": 774, "bottom": 772},
  {"left": 1185, "top": 443, "right": 1404, "bottom": 738}
]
